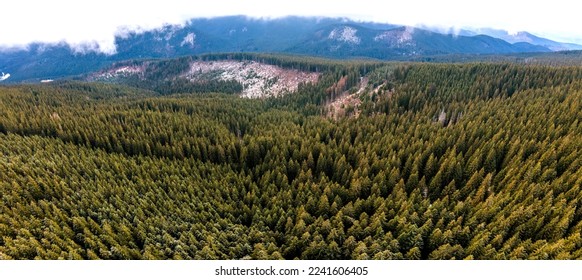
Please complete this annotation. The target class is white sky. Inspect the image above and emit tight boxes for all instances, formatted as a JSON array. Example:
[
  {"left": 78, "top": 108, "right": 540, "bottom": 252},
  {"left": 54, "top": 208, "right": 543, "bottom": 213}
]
[{"left": 1, "top": 0, "right": 581, "bottom": 53}]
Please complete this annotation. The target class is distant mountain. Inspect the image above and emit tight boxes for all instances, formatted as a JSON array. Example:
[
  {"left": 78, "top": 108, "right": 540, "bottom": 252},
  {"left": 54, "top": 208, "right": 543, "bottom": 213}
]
[
  {"left": 289, "top": 24, "right": 549, "bottom": 59},
  {"left": 0, "top": 43, "right": 110, "bottom": 82},
  {"left": 450, "top": 28, "right": 582, "bottom": 51},
  {"left": 113, "top": 17, "right": 551, "bottom": 59},
  {"left": 493, "top": 31, "right": 582, "bottom": 51},
  {"left": 0, "top": 16, "right": 557, "bottom": 82},
  {"left": 112, "top": 16, "right": 353, "bottom": 60}
]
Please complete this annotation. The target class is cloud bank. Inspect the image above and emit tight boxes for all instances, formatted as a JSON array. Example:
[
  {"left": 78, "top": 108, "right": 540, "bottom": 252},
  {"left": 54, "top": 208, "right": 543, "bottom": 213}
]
[{"left": 1, "top": 0, "right": 581, "bottom": 54}]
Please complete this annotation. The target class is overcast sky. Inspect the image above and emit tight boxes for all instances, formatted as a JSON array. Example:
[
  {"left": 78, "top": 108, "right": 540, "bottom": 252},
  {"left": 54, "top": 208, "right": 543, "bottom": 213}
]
[{"left": 1, "top": 0, "right": 580, "bottom": 53}]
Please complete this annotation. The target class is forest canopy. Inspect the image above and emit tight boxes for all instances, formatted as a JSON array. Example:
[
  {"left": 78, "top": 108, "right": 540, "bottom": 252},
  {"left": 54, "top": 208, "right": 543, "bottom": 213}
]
[{"left": 0, "top": 56, "right": 581, "bottom": 259}]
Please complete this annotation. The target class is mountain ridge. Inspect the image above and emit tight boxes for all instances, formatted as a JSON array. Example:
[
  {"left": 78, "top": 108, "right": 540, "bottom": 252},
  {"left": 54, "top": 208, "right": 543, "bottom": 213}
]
[
  {"left": 0, "top": 16, "right": 570, "bottom": 82},
  {"left": 440, "top": 27, "right": 582, "bottom": 51}
]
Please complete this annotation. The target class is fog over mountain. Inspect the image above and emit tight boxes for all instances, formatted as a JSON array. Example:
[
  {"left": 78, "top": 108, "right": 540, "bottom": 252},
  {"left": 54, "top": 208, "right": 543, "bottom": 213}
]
[
  {"left": 0, "top": 16, "right": 579, "bottom": 82},
  {"left": 2, "top": 0, "right": 582, "bottom": 53}
]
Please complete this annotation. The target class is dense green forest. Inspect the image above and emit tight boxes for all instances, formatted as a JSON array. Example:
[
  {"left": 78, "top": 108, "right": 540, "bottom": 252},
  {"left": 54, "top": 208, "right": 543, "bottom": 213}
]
[{"left": 0, "top": 56, "right": 581, "bottom": 259}]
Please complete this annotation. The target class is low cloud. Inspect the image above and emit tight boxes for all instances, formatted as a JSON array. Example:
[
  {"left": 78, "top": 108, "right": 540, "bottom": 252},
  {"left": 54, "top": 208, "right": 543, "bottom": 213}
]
[
  {"left": 0, "top": 72, "right": 10, "bottom": 82},
  {"left": 0, "top": 0, "right": 581, "bottom": 53},
  {"left": 0, "top": 0, "right": 193, "bottom": 54}
]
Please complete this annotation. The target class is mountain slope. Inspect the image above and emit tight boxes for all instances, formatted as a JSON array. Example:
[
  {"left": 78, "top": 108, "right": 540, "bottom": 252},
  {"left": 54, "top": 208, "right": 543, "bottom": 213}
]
[
  {"left": 455, "top": 28, "right": 582, "bottom": 51},
  {"left": 112, "top": 16, "right": 351, "bottom": 59},
  {"left": 498, "top": 31, "right": 582, "bottom": 51},
  {"left": 0, "top": 43, "right": 110, "bottom": 82},
  {"left": 288, "top": 25, "right": 549, "bottom": 59},
  {"left": 0, "top": 16, "right": 555, "bottom": 82}
]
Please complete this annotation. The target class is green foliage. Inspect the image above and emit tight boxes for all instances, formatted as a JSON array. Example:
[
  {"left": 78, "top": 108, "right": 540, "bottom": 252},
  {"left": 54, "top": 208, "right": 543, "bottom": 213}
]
[{"left": 0, "top": 60, "right": 581, "bottom": 260}]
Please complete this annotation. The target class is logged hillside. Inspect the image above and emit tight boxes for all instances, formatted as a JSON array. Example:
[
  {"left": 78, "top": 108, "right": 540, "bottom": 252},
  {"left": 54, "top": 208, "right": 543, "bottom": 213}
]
[
  {"left": 0, "top": 60, "right": 581, "bottom": 259},
  {"left": 89, "top": 56, "right": 320, "bottom": 98}
]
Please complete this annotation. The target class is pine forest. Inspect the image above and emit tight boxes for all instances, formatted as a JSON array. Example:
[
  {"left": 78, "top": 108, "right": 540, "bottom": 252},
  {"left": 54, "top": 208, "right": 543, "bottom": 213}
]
[{"left": 1, "top": 54, "right": 581, "bottom": 259}]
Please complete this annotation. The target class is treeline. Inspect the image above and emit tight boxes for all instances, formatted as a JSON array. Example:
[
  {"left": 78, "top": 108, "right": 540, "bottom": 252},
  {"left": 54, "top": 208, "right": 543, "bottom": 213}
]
[
  {"left": 125, "top": 77, "right": 243, "bottom": 95},
  {"left": 198, "top": 53, "right": 384, "bottom": 74},
  {"left": 415, "top": 50, "right": 582, "bottom": 66},
  {"left": 0, "top": 61, "right": 581, "bottom": 259}
]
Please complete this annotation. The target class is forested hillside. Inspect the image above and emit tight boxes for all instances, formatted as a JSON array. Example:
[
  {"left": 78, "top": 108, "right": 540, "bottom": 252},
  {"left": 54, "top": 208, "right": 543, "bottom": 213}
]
[{"left": 0, "top": 57, "right": 581, "bottom": 259}]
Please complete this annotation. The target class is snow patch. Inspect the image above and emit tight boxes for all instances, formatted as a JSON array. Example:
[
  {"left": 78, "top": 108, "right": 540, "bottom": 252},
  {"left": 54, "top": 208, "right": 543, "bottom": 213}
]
[
  {"left": 374, "top": 27, "right": 415, "bottom": 47},
  {"left": 507, "top": 30, "right": 520, "bottom": 36},
  {"left": 185, "top": 61, "right": 319, "bottom": 98},
  {"left": 0, "top": 72, "right": 10, "bottom": 82},
  {"left": 328, "top": 26, "right": 361, "bottom": 44},
  {"left": 114, "top": 66, "right": 141, "bottom": 75},
  {"left": 509, "top": 32, "right": 533, "bottom": 43},
  {"left": 181, "top": 33, "right": 196, "bottom": 47},
  {"left": 152, "top": 25, "right": 180, "bottom": 42},
  {"left": 88, "top": 65, "right": 146, "bottom": 81}
]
